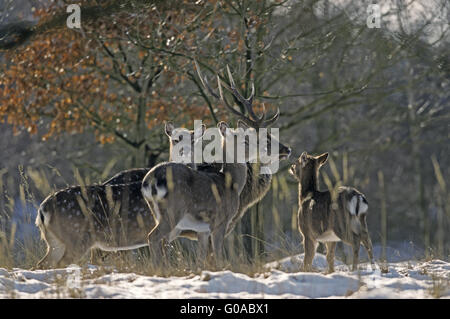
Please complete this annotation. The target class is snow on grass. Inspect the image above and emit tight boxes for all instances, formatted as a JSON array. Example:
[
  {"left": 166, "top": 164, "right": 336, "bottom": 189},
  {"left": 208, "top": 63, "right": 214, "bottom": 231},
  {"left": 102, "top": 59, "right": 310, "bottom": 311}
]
[{"left": 0, "top": 254, "right": 448, "bottom": 299}]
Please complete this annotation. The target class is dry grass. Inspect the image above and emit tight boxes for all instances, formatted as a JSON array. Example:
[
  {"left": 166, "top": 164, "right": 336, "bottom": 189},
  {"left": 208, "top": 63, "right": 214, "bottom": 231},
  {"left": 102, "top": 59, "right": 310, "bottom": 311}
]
[
  {"left": 0, "top": 166, "right": 294, "bottom": 278},
  {"left": 0, "top": 156, "right": 448, "bottom": 282},
  {"left": 428, "top": 275, "right": 450, "bottom": 298}
]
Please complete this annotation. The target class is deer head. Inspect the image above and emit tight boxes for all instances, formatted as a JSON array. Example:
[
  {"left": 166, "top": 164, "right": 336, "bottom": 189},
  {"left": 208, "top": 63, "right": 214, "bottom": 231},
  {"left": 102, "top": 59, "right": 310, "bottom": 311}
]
[{"left": 290, "top": 151, "right": 329, "bottom": 182}]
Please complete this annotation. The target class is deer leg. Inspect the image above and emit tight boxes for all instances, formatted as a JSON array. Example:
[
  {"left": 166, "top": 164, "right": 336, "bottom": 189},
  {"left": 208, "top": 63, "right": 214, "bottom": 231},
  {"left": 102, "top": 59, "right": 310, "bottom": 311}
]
[
  {"left": 302, "top": 237, "right": 317, "bottom": 272},
  {"left": 360, "top": 215, "right": 374, "bottom": 266},
  {"left": 351, "top": 235, "right": 361, "bottom": 271},
  {"left": 90, "top": 249, "right": 107, "bottom": 265},
  {"left": 36, "top": 246, "right": 65, "bottom": 269},
  {"left": 325, "top": 242, "right": 337, "bottom": 273},
  {"left": 197, "top": 232, "right": 211, "bottom": 267},
  {"left": 36, "top": 231, "right": 66, "bottom": 269},
  {"left": 146, "top": 219, "right": 172, "bottom": 267},
  {"left": 210, "top": 227, "right": 226, "bottom": 268},
  {"left": 56, "top": 242, "right": 92, "bottom": 268},
  {"left": 197, "top": 232, "right": 210, "bottom": 259},
  {"left": 147, "top": 232, "right": 166, "bottom": 267},
  {"left": 361, "top": 234, "right": 374, "bottom": 267},
  {"left": 36, "top": 246, "right": 51, "bottom": 269}
]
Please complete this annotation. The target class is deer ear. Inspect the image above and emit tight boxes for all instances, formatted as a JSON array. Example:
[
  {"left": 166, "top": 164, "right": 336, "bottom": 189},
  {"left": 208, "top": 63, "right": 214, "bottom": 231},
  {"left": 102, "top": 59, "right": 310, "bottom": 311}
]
[
  {"left": 300, "top": 151, "right": 308, "bottom": 161},
  {"left": 217, "top": 121, "right": 229, "bottom": 137},
  {"left": 237, "top": 119, "right": 249, "bottom": 130},
  {"left": 317, "top": 152, "right": 329, "bottom": 166},
  {"left": 165, "top": 121, "right": 175, "bottom": 137},
  {"left": 300, "top": 152, "right": 308, "bottom": 168}
]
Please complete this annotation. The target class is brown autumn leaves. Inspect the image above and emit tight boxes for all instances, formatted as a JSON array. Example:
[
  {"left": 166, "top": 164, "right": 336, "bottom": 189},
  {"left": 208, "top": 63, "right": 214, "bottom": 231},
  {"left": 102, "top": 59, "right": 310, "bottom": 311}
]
[{"left": 0, "top": 1, "right": 259, "bottom": 145}]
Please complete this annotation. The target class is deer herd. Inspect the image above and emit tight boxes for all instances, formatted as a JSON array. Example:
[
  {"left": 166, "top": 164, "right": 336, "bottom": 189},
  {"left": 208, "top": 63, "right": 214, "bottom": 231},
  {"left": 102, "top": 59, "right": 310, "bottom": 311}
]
[{"left": 34, "top": 64, "right": 374, "bottom": 273}]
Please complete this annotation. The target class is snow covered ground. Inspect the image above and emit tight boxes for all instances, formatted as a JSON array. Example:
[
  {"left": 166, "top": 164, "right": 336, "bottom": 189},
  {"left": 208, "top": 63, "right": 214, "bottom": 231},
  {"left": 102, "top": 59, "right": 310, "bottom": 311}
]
[{"left": 0, "top": 254, "right": 448, "bottom": 299}]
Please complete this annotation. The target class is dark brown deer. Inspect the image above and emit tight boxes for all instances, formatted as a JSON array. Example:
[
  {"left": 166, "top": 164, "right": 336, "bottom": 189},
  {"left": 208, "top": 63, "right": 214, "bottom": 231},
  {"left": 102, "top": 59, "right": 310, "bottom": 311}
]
[
  {"left": 195, "top": 62, "right": 291, "bottom": 239},
  {"left": 34, "top": 122, "right": 205, "bottom": 269},
  {"left": 289, "top": 152, "right": 374, "bottom": 272}
]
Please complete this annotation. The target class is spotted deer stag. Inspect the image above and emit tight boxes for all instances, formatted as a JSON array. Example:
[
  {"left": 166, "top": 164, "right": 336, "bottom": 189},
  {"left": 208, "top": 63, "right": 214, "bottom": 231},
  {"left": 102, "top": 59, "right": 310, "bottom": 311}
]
[
  {"left": 195, "top": 62, "right": 291, "bottom": 238},
  {"left": 289, "top": 152, "right": 374, "bottom": 272},
  {"left": 35, "top": 122, "right": 205, "bottom": 269}
]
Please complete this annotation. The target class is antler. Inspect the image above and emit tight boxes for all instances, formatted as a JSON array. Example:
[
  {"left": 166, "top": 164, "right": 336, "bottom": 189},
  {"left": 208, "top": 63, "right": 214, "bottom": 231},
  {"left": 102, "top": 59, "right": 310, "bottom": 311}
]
[{"left": 195, "top": 60, "right": 279, "bottom": 128}]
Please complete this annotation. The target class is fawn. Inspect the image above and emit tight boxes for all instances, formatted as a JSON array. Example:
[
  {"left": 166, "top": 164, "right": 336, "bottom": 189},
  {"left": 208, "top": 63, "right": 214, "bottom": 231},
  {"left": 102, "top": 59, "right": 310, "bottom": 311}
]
[{"left": 290, "top": 151, "right": 374, "bottom": 272}]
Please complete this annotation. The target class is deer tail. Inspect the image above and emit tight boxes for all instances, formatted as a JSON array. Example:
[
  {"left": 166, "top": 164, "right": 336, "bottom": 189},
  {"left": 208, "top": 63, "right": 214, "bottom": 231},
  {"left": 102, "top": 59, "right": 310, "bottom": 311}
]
[{"left": 347, "top": 194, "right": 368, "bottom": 216}]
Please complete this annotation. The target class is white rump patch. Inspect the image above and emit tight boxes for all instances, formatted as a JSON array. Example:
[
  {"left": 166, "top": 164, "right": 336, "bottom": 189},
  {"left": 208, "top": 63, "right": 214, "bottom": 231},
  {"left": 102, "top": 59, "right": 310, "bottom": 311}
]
[
  {"left": 317, "top": 230, "right": 341, "bottom": 242},
  {"left": 359, "top": 196, "right": 368, "bottom": 214},
  {"left": 156, "top": 185, "right": 167, "bottom": 199},
  {"left": 348, "top": 196, "right": 358, "bottom": 216},
  {"left": 169, "top": 214, "right": 210, "bottom": 242}
]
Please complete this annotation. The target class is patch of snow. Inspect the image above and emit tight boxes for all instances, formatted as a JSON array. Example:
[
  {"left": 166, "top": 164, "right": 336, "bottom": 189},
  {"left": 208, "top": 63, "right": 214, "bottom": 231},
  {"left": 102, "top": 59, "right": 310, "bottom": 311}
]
[
  {"left": 264, "top": 253, "right": 346, "bottom": 273},
  {"left": 0, "top": 254, "right": 448, "bottom": 298}
]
